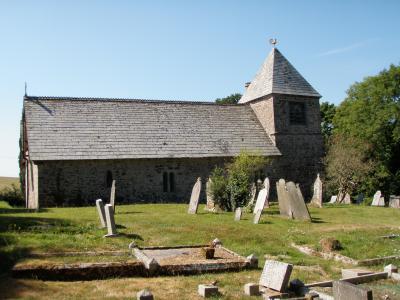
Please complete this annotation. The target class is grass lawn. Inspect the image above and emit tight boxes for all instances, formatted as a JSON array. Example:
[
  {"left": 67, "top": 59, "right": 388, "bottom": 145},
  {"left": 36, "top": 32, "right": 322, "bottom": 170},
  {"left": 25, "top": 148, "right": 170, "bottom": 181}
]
[
  {"left": 0, "top": 177, "right": 19, "bottom": 190},
  {"left": 0, "top": 200, "right": 399, "bottom": 299}
]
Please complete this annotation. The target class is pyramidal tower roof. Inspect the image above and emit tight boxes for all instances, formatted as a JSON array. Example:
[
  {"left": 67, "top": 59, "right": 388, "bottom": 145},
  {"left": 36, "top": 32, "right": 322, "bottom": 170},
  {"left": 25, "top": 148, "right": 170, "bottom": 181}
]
[{"left": 239, "top": 48, "right": 321, "bottom": 103}]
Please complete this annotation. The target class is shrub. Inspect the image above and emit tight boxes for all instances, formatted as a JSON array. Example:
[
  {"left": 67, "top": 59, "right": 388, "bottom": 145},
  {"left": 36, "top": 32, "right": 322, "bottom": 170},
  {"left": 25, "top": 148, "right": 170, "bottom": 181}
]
[
  {"left": 0, "top": 184, "right": 24, "bottom": 207},
  {"left": 209, "top": 151, "right": 269, "bottom": 211}
]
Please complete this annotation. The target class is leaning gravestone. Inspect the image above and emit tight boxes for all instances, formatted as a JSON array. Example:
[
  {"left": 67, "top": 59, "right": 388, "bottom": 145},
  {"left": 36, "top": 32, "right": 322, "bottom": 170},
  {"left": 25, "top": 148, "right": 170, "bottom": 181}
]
[
  {"left": 254, "top": 188, "right": 268, "bottom": 214},
  {"left": 329, "top": 195, "right": 337, "bottom": 204},
  {"left": 188, "top": 177, "right": 201, "bottom": 214},
  {"left": 286, "top": 182, "right": 311, "bottom": 221},
  {"left": 371, "top": 190, "right": 382, "bottom": 206},
  {"left": 205, "top": 178, "right": 215, "bottom": 211},
  {"left": 95, "top": 199, "right": 106, "bottom": 228},
  {"left": 234, "top": 207, "right": 242, "bottom": 221},
  {"left": 277, "top": 179, "right": 292, "bottom": 218},
  {"left": 259, "top": 260, "right": 293, "bottom": 292},
  {"left": 263, "top": 177, "right": 270, "bottom": 208},
  {"left": 389, "top": 195, "right": 400, "bottom": 208},
  {"left": 253, "top": 209, "right": 262, "bottom": 224},
  {"left": 310, "top": 174, "right": 323, "bottom": 208},
  {"left": 110, "top": 179, "right": 116, "bottom": 210},
  {"left": 104, "top": 204, "right": 118, "bottom": 237},
  {"left": 333, "top": 281, "right": 372, "bottom": 300}
]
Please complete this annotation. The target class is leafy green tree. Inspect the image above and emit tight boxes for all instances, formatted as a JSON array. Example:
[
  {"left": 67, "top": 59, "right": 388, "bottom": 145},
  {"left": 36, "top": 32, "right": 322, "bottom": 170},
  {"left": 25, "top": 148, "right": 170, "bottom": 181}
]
[
  {"left": 320, "top": 101, "right": 336, "bottom": 142},
  {"left": 215, "top": 93, "right": 242, "bottom": 105},
  {"left": 332, "top": 64, "right": 400, "bottom": 196}
]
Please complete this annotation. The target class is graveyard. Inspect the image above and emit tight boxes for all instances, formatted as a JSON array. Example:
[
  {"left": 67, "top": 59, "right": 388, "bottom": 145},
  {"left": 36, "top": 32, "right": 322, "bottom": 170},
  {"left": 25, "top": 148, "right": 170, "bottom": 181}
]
[{"left": 0, "top": 198, "right": 399, "bottom": 299}]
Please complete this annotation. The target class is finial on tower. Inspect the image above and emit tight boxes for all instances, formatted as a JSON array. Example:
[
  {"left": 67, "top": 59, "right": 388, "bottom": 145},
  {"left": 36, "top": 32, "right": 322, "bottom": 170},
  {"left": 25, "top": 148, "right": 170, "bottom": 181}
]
[
  {"left": 24, "top": 82, "right": 27, "bottom": 96},
  {"left": 269, "top": 38, "right": 278, "bottom": 48}
]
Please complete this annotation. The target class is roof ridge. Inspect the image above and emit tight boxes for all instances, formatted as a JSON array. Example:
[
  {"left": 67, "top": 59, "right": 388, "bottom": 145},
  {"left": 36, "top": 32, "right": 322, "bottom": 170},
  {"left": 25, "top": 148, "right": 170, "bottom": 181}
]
[{"left": 24, "top": 95, "right": 245, "bottom": 106}]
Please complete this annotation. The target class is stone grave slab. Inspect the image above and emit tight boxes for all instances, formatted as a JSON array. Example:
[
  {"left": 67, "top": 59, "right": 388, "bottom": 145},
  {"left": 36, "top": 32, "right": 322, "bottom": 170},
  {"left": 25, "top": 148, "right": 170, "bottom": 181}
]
[
  {"left": 198, "top": 284, "right": 218, "bottom": 297},
  {"left": 371, "top": 190, "right": 382, "bottom": 206},
  {"left": 277, "top": 179, "right": 292, "bottom": 218},
  {"left": 286, "top": 182, "right": 311, "bottom": 221},
  {"left": 253, "top": 209, "right": 262, "bottom": 224},
  {"left": 259, "top": 260, "right": 293, "bottom": 292},
  {"left": 234, "top": 207, "right": 242, "bottom": 221},
  {"left": 254, "top": 188, "right": 268, "bottom": 214},
  {"left": 341, "top": 268, "right": 373, "bottom": 279},
  {"left": 188, "top": 177, "right": 201, "bottom": 214},
  {"left": 95, "top": 199, "right": 106, "bottom": 228},
  {"left": 332, "top": 281, "right": 372, "bottom": 300},
  {"left": 310, "top": 174, "right": 323, "bottom": 208},
  {"left": 389, "top": 195, "right": 400, "bottom": 208}
]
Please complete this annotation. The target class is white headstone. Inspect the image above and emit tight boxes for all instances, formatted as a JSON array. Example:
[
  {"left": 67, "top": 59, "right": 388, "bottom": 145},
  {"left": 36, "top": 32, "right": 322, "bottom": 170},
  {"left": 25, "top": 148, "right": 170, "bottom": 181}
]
[
  {"left": 259, "top": 260, "right": 293, "bottom": 292},
  {"left": 110, "top": 179, "right": 116, "bottom": 210},
  {"left": 254, "top": 189, "right": 268, "bottom": 214},
  {"left": 95, "top": 199, "right": 106, "bottom": 228},
  {"left": 263, "top": 177, "right": 270, "bottom": 208},
  {"left": 377, "top": 197, "right": 385, "bottom": 207},
  {"left": 104, "top": 204, "right": 118, "bottom": 237},
  {"left": 329, "top": 195, "right": 338, "bottom": 203},
  {"left": 188, "top": 177, "right": 201, "bottom": 214},
  {"left": 205, "top": 178, "right": 215, "bottom": 211},
  {"left": 389, "top": 195, "right": 400, "bottom": 208},
  {"left": 371, "top": 190, "right": 382, "bottom": 206},
  {"left": 310, "top": 174, "right": 323, "bottom": 208},
  {"left": 343, "top": 193, "right": 351, "bottom": 204},
  {"left": 253, "top": 209, "right": 262, "bottom": 224},
  {"left": 234, "top": 207, "right": 242, "bottom": 221}
]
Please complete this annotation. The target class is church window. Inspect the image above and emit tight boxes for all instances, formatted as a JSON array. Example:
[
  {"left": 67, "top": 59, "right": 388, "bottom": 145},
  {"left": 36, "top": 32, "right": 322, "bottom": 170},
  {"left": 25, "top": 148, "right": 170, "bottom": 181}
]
[
  {"left": 163, "top": 172, "right": 168, "bottom": 192},
  {"left": 289, "top": 102, "right": 306, "bottom": 125},
  {"left": 169, "top": 172, "right": 175, "bottom": 192},
  {"left": 106, "top": 171, "right": 113, "bottom": 188},
  {"left": 163, "top": 172, "right": 176, "bottom": 192}
]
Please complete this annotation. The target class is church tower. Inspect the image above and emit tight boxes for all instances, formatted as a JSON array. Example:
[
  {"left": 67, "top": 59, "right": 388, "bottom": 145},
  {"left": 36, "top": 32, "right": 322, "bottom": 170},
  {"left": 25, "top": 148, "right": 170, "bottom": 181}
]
[{"left": 240, "top": 46, "right": 324, "bottom": 198}]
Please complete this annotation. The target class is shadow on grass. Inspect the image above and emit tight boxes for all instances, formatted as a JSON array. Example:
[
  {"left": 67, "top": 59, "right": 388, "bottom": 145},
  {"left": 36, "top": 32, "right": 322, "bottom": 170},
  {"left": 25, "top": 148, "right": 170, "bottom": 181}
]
[
  {"left": 0, "top": 208, "right": 49, "bottom": 214},
  {"left": 116, "top": 211, "right": 143, "bottom": 215},
  {"left": 118, "top": 233, "right": 144, "bottom": 240},
  {"left": 311, "top": 217, "right": 326, "bottom": 224}
]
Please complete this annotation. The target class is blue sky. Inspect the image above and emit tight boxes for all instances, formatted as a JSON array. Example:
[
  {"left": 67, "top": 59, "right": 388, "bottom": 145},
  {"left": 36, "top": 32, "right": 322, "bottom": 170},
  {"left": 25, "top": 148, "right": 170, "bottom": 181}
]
[{"left": 0, "top": 0, "right": 399, "bottom": 177}]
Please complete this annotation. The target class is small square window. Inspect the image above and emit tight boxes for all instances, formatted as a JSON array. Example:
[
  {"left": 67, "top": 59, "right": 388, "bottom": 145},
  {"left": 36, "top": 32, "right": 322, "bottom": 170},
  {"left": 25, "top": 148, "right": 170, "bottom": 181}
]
[{"left": 289, "top": 102, "right": 306, "bottom": 125}]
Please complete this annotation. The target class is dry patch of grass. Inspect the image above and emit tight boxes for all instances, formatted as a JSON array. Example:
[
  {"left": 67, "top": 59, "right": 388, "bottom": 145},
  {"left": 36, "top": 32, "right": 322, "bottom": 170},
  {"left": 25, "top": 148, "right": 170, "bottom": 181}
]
[{"left": 0, "top": 177, "right": 19, "bottom": 190}]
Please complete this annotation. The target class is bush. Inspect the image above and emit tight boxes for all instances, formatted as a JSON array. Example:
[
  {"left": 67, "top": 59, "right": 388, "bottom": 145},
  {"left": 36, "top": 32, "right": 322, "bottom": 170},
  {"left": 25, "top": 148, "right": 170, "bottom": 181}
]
[
  {"left": 0, "top": 184, "right": 24, "bottom": 207},
  {"left": 209, "top": 151, "right": 269, "bottom": 211}
]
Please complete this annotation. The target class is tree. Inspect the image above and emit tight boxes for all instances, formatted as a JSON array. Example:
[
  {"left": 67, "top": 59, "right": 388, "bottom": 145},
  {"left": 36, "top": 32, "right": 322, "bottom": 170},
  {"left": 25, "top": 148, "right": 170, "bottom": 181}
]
[
  {"left": 332, "top": 64, "right": 400, "bottom": 196},
  {"left": 320, "top": 101, "right": 336, "bottom": 142},
  {"left": 324, "top": 134, "right": 374, "bottom": 200},
  {"left": 215, "top": 93, "right": 242, "bottom": 105}
]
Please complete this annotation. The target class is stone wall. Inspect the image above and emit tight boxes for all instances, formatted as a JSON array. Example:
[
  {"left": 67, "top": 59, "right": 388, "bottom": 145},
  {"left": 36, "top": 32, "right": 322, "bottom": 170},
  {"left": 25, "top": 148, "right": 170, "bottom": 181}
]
[{"left": 36, "top": 157, "right": 229, "bottom": 207}]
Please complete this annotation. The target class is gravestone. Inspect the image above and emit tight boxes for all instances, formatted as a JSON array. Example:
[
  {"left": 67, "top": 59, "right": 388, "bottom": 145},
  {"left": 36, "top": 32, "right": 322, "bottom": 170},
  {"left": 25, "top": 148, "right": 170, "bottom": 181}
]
[
  {"left": 263, "top": 177, "right": 270, "bottom": 208},
  {"left": 110, "top": 179, "right": 116, "bottom": 210},
  {"left": 259, "top": 260, "right": 293, "bottom": 292},
  {"left": 253, "top": 209, "right": 262, "bottom": 224},
  {"left": 137, "top": 289, "right": 154, "bottom": 300},
  {"left": 249, "top": 183, "right": 257, "bottom": 206},
  {"left": 342, "top": 193, "right": 351, "bottom": 204},
  {"left": 277, "top": 179, "right": 292, "bottom": 218},
  {"left": 234, "top": 207, "right": 242, "bottom": 221},
  {"left": 389, "top": 195, "right": 400, "bottom": 208},
  {"left": 198, "top": 284, "right": 218, "bottom": 297},
  {"left": 254, "top": 188, "right": 268, "bottom": 214},
  {"left": 310, "top": 174, "right": 323, "bottom": 208},
  {"left": 205, "top": 178, "right": 215, "bottom": 211},
  {"left": 371, "top": 190, "right": 382, "bottom": 206},
  {"left": 286, "top": 181, "right": 311, "bottom": 221},
  {"left": 188, "top": 177, "right": 201, "bottom": 214},
  {"left": 332, "top": 281, "right": 372, "bottom": 300},
  {"left": 356, "top": 193, "right": 364, "bottom": 204},
  {"left": 329, "top": 195, "right": 337, "bottom": 204},
  {"left": 377, "top": 196, "right": 385, "bottom": 207},
  {"left": 104, "top": 204, "right": 118, "bottom": 237},
  {"left": 95, "top": 199, "right": 106, "bottom": 228}
]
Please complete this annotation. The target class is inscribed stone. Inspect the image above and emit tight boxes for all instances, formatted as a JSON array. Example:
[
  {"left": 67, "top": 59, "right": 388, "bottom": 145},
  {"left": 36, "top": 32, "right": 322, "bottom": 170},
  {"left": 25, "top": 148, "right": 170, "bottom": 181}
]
[
  {"left": 286, "top": 182, "right": 311, "bottom": 221},
  {"left": 234, "top": 207, "right": 242, "bottom": 221},
  {"left": 310, "top": 174, "right": 323, "bottom": 208},
  {"left": 389, "top": 195, "right": 400, "bottom": 208},
  {"left": 277, "top": 179, "right": 292, "bottom": 218},
  {"left": 371, "top": 190, "right": 382, "bottom": 206},
  {"left": 95, "top": 199, "right": 106, "bottom": 228},
  {"left": 205, "top": 178, "right": 215, "bottom": 211},
  {"left": 104, "top": 204, "right": 118, "bottom": 237},
  {"left": 110, "top": 179, "right": 116, "bottom": 210},
  {"left": 332, "top": 281, "right": 372, "bottom": 300},
  {"left": 253, "top": 209, "right": 262, "bottom": 224},
  {"left": 254, "top": 188, "right": 268, "bottom": 214},
  {"left": 188, "top": 177, "right": 201, "bottom": 214},
  {"left": 259, "top": 260, "right": 293, "bottom": 292}
]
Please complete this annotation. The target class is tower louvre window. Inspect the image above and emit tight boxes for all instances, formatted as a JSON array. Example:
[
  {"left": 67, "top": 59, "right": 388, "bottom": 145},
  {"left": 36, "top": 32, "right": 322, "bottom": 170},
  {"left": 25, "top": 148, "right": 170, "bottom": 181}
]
[{"left": 289, "top": 102, "right": 306, "bottom": 125}]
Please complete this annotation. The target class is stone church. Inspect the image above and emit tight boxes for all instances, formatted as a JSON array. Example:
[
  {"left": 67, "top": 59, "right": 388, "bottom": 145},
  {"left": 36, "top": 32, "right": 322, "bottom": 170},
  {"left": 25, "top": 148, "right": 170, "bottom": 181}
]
[{"left": 21, "top": 47, "right": 323, "bottom": 208}]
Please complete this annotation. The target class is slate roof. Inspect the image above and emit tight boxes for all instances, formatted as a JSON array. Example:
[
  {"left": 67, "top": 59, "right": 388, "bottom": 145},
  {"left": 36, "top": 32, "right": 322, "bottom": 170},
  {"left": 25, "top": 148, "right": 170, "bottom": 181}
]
[
  {"left": 24, "top": 96, "right": 281, "bottom": 161},
  {"left": 239, "top": 48, "right": 321, "bottom": 103}
]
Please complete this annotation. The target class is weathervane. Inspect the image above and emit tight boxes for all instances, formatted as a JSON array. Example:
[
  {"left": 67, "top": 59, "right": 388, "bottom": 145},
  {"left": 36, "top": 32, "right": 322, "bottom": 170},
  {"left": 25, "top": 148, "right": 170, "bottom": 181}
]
[{"left": 269, "top": 38, "right": 278, "bottom": 48}]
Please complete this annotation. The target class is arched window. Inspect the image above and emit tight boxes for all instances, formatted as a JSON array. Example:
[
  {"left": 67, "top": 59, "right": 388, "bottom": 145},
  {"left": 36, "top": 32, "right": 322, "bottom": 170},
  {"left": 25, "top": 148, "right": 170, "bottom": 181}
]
[
  {"left": 106, "top": 171, "right": 113, "bottom": 188},
  {"left": 162, "top": 172, "right": 176, "bottom": 192}
]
